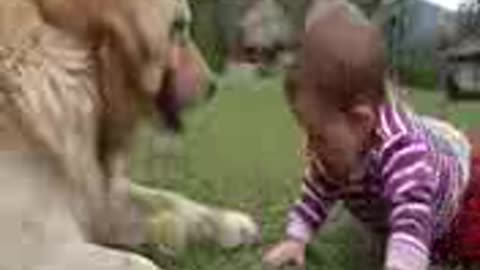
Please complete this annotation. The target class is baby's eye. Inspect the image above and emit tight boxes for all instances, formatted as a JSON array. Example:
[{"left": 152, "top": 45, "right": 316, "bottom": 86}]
[
  {"left": 309, "top": 135, "right": 328, "bottom": 152},
  {"left": 311, "top": 131, "right": 326, "bottom": 142}
]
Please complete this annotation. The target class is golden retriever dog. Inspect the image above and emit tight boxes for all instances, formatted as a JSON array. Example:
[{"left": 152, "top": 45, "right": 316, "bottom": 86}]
[{"left": 0, "top": 0, "right": 258, "bottom": 269}]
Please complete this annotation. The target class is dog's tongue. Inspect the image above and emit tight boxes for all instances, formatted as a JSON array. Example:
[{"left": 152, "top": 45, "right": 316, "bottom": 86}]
[
  {"left": 156, "top": 96, "right": 183, "bottom": 133},
  {"left": 175, "top": 70, "right": 197, "bottom": 103},
  {"left": 174, "top": 47, "right": 202, "bottom": 104},
  {"left": 154, "top": 44, "right": 204, "bottom": 133},
  {"left": 155, "top": 71, "right": 184, "bottom": 133}
]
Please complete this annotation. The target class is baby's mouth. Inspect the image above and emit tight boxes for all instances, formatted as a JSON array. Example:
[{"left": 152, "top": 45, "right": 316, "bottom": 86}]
[
  {"left": 315, "top": 158, "right": 342, "bottom": 183},
  {"left": 316, "top": 157, "right": 367, "bottom": 184}
]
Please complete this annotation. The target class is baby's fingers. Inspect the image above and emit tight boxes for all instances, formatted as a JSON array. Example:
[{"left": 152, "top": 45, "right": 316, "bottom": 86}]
[
  {"left": 264, "top": 248, "right": 305, "bottom": 269},
  {"left": 293, "top": 254, "right": 305, "bottom": 268},
  {"left": 263, "top": 247, "right": 289, "bottom": 268}
]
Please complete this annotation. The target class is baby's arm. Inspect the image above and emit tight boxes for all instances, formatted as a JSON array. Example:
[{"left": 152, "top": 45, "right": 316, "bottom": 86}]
[
  {"left": 286, "top": 152, "right": 339, "bottom": 243},
  {"left": 381, "top": 135, "right": 437, "bottom": 270},
  {"left": 263, "top": 155, "right": 339, "bottom": 268}
]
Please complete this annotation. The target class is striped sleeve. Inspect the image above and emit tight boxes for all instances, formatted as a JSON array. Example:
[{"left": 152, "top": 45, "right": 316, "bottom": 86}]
[
  {"left": 380, "top": 134, "right": 436, "bottom": 270},
  {"left": 286, "top": 158, "right": 338, "bottom": 243}
]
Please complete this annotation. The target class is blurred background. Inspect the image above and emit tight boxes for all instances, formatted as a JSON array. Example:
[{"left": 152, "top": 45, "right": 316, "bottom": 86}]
[{"left": 130, "top": 0, "right": 480, "bottom": 269}]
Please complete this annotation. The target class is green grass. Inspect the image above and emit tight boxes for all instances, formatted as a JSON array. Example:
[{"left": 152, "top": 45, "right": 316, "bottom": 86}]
[{"left": 131, "top": 73, "right": 480, "bottom": 270}]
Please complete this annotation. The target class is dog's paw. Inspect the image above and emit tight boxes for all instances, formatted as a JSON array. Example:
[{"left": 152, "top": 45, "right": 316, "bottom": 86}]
[
  {"left": 146, "top": 211, "right": 188, "bottom": 253},
  {"left": 215, "top": 210, "right": 260, "bottom": 249}
]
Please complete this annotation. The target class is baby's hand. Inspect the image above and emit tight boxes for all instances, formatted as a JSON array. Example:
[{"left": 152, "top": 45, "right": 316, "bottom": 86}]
[{"left": 263, "top": 239, "right": 306, "bottom": 268}]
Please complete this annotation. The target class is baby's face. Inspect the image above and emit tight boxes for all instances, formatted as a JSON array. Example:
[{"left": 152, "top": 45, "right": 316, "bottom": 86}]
[{"left": 291, "top": 89, "right": 366, "bottom": 181}]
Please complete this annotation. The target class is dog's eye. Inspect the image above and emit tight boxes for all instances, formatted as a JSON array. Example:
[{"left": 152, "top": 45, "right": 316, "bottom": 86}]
[
  {"left": 171, "top": 18, "right": 191, "bottom": 45},
  {"left": 171, "top": 0, "right": 193, "bottom": 44},
  {"left": 172, "top": 19, "right": 186, "bottom": 33},
  {"left": 171, "top": 19, "right": 185, "bottom": 38}
]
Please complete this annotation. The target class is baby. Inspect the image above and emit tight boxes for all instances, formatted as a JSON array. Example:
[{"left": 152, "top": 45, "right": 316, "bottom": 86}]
[{"left": 263, "top": 2, "right": 473, "bottom": 270}]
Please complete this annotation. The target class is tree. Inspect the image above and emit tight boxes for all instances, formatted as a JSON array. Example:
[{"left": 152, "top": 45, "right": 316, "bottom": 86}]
[
  {"left": 188, "top": 0, "right": 228, "bottom": 72},
  {"left": 457, "top": 0, "right": 480, "bottom": 38}
]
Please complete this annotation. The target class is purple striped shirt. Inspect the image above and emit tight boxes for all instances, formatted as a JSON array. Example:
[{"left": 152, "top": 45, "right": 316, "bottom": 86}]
[{"left": 286, "top": 103, "right": 468, "bottom": 270}]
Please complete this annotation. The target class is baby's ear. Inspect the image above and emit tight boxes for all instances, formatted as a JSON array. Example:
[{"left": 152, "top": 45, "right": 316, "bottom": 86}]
[{"left": 347, "top": 104, "right": 376, "bottom": 134}]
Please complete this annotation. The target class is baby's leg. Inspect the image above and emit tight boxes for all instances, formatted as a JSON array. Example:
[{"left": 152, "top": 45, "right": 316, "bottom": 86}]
[
  {"left": 319, "top": 205, "right": 386, "bottom": 269},
  {"left": 353, "top": 220, "right": 386, "bottom": 269}
]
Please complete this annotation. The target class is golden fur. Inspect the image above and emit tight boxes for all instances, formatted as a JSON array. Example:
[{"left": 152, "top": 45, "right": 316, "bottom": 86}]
[{"left": 0, "top": 0, "right": 258, "bottom": 269}]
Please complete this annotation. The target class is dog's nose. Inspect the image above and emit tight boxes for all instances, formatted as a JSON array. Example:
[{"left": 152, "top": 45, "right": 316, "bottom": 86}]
[{"left": 206, "top": 80, "right": 217, "bottom": 101}]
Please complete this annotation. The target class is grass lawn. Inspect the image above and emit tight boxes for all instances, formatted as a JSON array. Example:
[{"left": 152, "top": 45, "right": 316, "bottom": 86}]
[{"left": 130, "top": 73, "right": 480, "bottom": 270}]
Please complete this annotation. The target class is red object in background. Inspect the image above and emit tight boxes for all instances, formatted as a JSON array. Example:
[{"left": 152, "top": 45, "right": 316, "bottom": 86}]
[
  {"left": 435, "top": 139, "right": 480, "bottom": 264},
  {"left": 455, "top": 148, "right": 480, "bottom": 261}
]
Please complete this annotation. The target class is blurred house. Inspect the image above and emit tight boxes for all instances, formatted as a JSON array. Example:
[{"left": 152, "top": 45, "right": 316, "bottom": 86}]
[
  {"left": 229, "top": 0, "right": 383, "bottom": 68},
  {"left": 437, "top": 2, "right": 480, "bottom": 97},
  {"left": 213, "top": 0, "right": 467, "bottom": 76},
  {"left": 441, "top": 34, "right": 480, "bottom": 97},
  {"left": 215, "top": 0, "right": 295, "bottom": 70},
  {"left": 374, "top": 0, "right": 455, "bottom": 63},
  {"left": 238, "top": 0, "right": 293, "bottom": 65}
]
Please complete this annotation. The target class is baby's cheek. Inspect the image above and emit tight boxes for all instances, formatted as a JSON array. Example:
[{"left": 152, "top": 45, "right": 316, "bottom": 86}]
[{"left": 323, "top": 144, "right": 358, "bottom": 178}]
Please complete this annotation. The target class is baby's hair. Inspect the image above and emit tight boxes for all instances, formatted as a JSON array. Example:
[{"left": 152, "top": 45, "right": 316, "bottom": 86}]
[{"left": 285, "top": 2, "right": 386, "bottom": 112}]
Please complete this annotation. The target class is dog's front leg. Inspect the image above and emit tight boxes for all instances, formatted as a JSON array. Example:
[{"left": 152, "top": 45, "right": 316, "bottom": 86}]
[
  {"left": 97, "top": 121, "right": 147, "bottom": 247},
  {"left": 129, "top": 183, "right": 260, "bottom": 254}
]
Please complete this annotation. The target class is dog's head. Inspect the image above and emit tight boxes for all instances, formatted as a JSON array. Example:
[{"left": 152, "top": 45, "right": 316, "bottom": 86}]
[
  {"left": 119, "top": 0, "right": 216, "bottom": 132},
  {"left": 35, "top": 0, "right": 216, "bottom": 133},
  {"left": 154, "top": 0, "right": 217, "bottom": 132}
]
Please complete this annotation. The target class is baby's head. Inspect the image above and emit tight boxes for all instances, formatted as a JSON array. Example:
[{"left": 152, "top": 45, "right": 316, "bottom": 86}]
[{"left": 285, "top": 4, "right": 385, "bottom": 181}]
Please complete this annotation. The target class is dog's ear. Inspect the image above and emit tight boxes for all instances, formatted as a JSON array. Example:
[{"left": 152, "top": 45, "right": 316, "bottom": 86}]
[
  {"left": 33, "top": 0, "right": 146, "bottom": 69},
  {"left": 33, "top": 0, "right": 178, "bottom": 92},
  {"left": 32, "top": 0, "right": 109, "bottom": 39}
]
